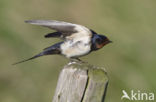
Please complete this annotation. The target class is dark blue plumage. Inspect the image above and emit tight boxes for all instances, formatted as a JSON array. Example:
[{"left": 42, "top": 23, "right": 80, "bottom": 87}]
[{"left": 91, "top": 34, "right": 111, "bottom": 51}]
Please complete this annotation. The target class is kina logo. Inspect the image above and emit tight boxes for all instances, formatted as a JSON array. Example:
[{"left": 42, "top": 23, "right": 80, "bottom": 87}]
[{"left": 121, "top": 90, "right": 154, "bottom": 101}]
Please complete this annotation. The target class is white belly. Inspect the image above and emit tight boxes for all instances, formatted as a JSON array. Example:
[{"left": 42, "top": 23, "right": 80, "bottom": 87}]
[{"left": 60, "top": 39, "right": 91, "bottom": 58}]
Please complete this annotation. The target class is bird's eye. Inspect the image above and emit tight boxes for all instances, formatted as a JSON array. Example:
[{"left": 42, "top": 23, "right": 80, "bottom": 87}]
[
  {"left": 96, "top": 38, "right": 100, "bottom": 42},
  {"left": 96, "top": 38, "right": 102, "bottom": 44}
]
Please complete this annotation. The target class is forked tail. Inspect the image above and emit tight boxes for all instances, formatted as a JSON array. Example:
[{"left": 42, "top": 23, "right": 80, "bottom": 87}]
[
  {"left": 13, "top": 52, "right": 44, "bottom": 65},
  {"left": 13, "top": 42, "right": 61, "bottom": 65}
]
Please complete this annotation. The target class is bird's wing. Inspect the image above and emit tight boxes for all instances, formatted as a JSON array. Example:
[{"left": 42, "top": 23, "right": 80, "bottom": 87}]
[{"left": 25, "top": 20, "right": 92, "bottom": 40}]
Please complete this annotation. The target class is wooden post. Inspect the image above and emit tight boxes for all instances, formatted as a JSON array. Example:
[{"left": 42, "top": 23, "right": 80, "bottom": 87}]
[{"left": 52, "top": 62, "right": 109, "bottom": 102}]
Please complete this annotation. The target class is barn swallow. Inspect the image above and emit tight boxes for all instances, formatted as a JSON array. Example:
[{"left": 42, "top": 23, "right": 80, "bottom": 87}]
[{"left": 13, "top": 20, "right": 112, "bottom": 65}]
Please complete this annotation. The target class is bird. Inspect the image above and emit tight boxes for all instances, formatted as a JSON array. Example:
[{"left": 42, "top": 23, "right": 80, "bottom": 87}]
[{"left": 13, "top": 20, "right": 112, "bottom": 65}]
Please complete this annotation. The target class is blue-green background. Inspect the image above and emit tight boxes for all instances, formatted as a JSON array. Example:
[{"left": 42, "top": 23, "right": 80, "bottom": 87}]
[{"left": 0, "top": 0, "right": 156, "bottom": 102}]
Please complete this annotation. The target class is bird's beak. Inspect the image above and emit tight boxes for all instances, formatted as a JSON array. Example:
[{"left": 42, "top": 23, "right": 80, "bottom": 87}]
[{"left": 109, "top": 40, "right": 113, "bottom": 43}]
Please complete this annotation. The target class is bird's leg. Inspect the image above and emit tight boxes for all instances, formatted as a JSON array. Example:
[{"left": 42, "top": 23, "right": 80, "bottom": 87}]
[
  {"left": 70, "top": 58, "right": 81, "bottom": 62},
  {"left": 76, "top": 58, "right": 89, "bottom": 64},
  {"left": 75, "top": 58, "right": 82, "bottom": 61},
  {"left": 69, "top": 58, "right": 88, "bottom": 64}
]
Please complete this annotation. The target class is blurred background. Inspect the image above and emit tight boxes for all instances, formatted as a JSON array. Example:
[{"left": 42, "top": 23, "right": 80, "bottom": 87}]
[{"left": 0, "top": 0, "right": 156, "bottom": 102}]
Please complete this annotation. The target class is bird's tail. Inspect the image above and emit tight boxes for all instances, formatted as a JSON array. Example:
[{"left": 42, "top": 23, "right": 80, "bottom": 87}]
[{"left": 12, "top": 52, "right": 44, "bottom": 65}]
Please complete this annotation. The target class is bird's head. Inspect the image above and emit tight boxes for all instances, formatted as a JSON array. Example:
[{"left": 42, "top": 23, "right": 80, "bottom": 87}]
[{"left": 91, "top": 34, "right": 112, "bottom": 51}]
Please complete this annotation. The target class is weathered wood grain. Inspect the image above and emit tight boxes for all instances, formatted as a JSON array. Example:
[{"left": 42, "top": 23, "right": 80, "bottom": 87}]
[{"left": 52, "top": 62, "right": 108, "bottom": 102}]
